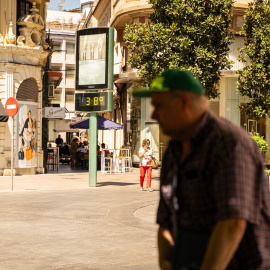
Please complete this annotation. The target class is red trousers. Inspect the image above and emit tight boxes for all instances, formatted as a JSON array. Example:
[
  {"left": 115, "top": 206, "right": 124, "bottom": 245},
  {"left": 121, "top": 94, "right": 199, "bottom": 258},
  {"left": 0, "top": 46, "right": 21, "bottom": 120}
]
[{"left": 140, "top": 166, "right": 152, "bottom": 188}]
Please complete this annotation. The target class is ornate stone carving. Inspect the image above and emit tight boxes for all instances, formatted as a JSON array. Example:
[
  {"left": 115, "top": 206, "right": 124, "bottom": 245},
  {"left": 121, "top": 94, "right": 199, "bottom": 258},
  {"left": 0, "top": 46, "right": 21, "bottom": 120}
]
[
  {"left": 5, "top": 21, "right": 16, "bottom": 45},
  {"left": 17, "top": 36, "right": 25, "bottom": 46},
  {"left": 17, "top": 2, "right": 46, "bottom": 48},
  {"left": 0, "top": 33, "right": 4, "bottom": 45}
]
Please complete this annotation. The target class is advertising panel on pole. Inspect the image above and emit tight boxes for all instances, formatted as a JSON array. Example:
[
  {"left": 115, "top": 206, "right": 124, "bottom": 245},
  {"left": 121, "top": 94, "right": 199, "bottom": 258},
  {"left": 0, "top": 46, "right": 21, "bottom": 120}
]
[
  {"left": 15, "top": 101, "right": 38, "bottom": 168},
  {"left": 75, "top": 27, "right": 114, "bottom": 91}
]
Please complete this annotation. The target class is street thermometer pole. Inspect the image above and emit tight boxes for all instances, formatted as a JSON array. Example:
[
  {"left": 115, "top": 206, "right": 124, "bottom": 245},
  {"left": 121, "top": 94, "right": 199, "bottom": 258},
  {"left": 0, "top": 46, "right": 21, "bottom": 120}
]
[{"left": 75, "top": 27, "right": 114, "bottom": 187}]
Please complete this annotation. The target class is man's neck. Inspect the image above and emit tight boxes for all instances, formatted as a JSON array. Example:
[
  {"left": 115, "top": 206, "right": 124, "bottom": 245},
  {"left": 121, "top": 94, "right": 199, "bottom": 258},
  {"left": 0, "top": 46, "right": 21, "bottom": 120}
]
[{"left": 180, "top": 141, "right": 190, "bottom": 163}]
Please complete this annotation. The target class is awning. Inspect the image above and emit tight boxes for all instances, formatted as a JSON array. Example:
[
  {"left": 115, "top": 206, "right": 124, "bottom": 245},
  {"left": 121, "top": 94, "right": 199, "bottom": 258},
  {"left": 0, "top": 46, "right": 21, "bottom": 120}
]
[
  {"left": 0, "top": 101, "right": 8, "bottom": 122},
  {"left": 54, "top": 121, "right": 83, "bottom": 133},
  {"left": 70, "top": 115, "right": 123, "bottom": 130}
]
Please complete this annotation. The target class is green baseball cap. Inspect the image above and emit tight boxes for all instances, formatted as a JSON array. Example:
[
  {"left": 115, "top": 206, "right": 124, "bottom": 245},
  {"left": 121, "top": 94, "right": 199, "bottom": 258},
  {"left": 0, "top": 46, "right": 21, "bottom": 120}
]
[{"left": 132, "top": 69, "right": 204, "bottom": 97}]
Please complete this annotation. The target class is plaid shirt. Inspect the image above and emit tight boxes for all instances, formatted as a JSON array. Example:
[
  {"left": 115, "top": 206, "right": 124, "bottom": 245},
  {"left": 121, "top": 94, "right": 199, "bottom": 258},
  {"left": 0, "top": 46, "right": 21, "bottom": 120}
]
[{"left": 157, "top": 110, "right": 270, "bottom": 269}]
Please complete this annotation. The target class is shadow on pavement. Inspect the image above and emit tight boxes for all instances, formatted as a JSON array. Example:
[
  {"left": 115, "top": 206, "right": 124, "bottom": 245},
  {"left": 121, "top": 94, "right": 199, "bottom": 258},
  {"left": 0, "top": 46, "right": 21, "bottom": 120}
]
[{"left": 97, "top": 181, "right": 137, "bottom": 187}]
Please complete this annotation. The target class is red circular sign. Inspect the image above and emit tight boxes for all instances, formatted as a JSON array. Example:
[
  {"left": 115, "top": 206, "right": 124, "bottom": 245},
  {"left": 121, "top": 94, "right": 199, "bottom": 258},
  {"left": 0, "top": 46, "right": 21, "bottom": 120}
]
[{"left": 5, "top": 97, "right": 18, "bottom": 117}]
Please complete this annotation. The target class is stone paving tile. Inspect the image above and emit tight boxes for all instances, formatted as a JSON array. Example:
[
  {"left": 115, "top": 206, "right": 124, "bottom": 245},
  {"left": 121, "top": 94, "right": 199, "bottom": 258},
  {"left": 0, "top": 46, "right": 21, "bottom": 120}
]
[{"left": 0, "top": 167, "right": 161, "bottom": 270}]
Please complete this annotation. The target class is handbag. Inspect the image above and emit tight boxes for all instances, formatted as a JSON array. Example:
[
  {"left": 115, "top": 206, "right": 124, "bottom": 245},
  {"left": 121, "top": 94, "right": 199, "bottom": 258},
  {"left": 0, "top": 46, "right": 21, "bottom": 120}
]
[
  {"left": 25, "top": 146, "right": 32, "bottom": 161},
  {"left": 151, "top": 157, "right": 158, "bottom": 169},
  {"left": 18, "top": 148, "right": 24, "bottom": 160}
]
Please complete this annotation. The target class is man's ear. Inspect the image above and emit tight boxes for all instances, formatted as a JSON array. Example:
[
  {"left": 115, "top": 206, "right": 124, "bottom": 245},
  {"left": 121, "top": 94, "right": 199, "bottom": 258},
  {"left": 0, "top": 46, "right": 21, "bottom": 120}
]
[{"left": 177, "top": 92, "right": 191, "bottom": 111}]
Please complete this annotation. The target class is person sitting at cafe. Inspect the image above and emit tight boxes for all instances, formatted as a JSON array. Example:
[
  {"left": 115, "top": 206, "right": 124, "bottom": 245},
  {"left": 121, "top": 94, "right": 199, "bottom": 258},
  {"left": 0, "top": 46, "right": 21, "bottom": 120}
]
[
  {"left": 64, "top": 142, "right": 70, "bottom": 155},
  {"left": 83, "top": 135, "right": 88, "bottom": 146},
  {"left": 55, "top": 134, "right": 63, "bottom": 146},
  {"left": 97, "top": 145, "right": 101, "bottom": 155},
  {"left": 77, "top": 143, "right": 87, "bottom": 153},
  {"left": 59, "top": 142, "right": 66, "bottom": 157},
  {"left": 101, "top": 143, "right": 110, "bottom": 156},
  {"left": 76, "top": 142, "right": 87, "bottom": 169},
  {"left": 71, "top": 133, "right": 79, "bottom": 142}
]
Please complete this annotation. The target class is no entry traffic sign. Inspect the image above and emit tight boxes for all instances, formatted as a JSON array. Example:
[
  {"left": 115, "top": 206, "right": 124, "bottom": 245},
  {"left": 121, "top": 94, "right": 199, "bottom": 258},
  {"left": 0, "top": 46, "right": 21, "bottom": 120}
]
[
  {"left": 4, "top": 97, "right": 19, "bottom": 191},
  {"left": 5, "top": 97, "right": 18, "bottom": 117}
]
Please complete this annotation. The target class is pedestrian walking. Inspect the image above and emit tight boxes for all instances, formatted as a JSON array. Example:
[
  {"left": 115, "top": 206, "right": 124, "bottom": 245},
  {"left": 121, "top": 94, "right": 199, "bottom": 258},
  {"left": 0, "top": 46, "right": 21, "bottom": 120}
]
[
  {"left": 133, "top": 68, "right": 270, "bottom": 270},
  {"left": 139, "top": 139, "right": 154, "bottom": 192},
  {"left": 70, "top": 138, "right": 78, "bottom": 169}
]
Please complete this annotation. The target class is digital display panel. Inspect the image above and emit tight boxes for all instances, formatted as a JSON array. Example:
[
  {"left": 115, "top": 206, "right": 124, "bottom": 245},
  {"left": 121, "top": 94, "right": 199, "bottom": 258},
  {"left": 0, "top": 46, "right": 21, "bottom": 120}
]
[
  {"left": 75, "top": 92, "right": 112, "bottom": 112},
  {"left": 76, "top": 28, "right": 114, "bottom": 91}
]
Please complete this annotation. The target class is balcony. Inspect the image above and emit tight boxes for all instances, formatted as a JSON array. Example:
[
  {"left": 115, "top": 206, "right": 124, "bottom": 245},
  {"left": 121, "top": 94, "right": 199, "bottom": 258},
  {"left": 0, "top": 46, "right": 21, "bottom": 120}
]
[{"left": 110, "top": 0, "right": 152, "bottom": 28}]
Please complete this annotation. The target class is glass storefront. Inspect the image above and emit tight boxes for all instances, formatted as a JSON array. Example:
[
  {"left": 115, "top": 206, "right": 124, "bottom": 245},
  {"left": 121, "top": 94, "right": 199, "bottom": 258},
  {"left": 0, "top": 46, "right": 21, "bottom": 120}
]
[{"left": 130, "top": 95, "right": 170, "bottom": 165}]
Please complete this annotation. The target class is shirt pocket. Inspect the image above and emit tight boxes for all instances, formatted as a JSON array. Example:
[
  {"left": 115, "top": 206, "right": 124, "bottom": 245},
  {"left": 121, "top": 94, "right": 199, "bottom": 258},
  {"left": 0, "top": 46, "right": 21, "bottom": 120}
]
[{"left": 179, "top": 170, "right": 215, "bottom": 228}]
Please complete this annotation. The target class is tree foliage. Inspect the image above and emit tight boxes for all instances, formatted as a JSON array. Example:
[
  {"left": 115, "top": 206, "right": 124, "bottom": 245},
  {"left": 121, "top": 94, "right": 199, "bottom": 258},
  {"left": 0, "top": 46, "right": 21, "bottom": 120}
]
[
  {"left": 251, "top": 133, "right": 269, "bottom": 154},
  {"left": 125, "top": 0, "right": 234, "bottom": 99},
  {"left": 237, "top": 0, "right": 270, "bottom": 119}
]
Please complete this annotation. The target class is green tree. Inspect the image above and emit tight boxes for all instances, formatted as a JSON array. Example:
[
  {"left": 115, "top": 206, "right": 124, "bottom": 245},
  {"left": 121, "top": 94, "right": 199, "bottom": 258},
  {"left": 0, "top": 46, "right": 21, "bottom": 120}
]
[
  {"left": 237, "top": 0, "right": 270, "bottom": 119},
  {"left": 125, "top": 0, "right": 234, "bottom": 99},
  {"left": 251, "top": 133, "right": 269, "bottom": 154}
]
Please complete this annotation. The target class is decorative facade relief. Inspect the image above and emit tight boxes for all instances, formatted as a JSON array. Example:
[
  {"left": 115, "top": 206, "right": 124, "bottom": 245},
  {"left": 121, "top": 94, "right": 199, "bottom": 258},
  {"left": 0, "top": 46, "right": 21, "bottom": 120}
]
[
  {"left": 17, "top": 2, "right": 47, "bottom": 49},
  {"left": 0, "top": 33, "right": 3, "bottom": 45},
  {"left": 5, "top": 22, "right": 16, "bottom": 45}
]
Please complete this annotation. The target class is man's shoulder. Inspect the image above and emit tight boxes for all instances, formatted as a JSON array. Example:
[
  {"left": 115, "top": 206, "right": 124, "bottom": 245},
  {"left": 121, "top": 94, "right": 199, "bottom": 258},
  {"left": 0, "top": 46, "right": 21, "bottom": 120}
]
[{"left": 208, "top": 112, "right": 260, "bottom": 156}]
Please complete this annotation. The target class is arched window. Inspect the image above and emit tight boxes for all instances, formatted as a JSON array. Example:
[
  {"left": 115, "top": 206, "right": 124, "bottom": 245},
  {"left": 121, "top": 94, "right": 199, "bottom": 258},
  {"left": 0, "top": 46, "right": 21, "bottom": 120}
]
[{"left": 16, "top": 78, "right": 38, "bottom": 102}]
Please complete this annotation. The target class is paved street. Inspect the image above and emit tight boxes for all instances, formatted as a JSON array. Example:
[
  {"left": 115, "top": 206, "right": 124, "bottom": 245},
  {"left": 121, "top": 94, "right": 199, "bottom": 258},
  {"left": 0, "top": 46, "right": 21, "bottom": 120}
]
[{"left": 0, "top": 166, "right": 160, "bottom": 270}]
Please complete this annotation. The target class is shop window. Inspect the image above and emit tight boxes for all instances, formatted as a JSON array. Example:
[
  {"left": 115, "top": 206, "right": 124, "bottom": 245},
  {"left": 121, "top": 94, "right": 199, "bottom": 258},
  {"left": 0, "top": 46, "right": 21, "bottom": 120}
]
[
  {"left": 65, "top": 92, "right": 74, "bottom": 103},
  {"left": 240, "top": 106, "right": 266, "bottom": 137},
  {"left": 53, "top": 43, "right": 62, "bottom": 52},
  {"left": 66, "top": 44, "right": 75, "bottom": 54},
  {"left": 52, "top": 91, "right": 62, "bottom": 103},
  {"left": 65, "top": 92, "right": 75, "bottom": 112},
  {"left": 66, "top": 69, "right": 75, "bottom": 78},
  {"left": 231, "top": 15, "right": 245, "bottom": 31},
  {"left": 130, "top": 96, "right": 141, "bottom": 158}
]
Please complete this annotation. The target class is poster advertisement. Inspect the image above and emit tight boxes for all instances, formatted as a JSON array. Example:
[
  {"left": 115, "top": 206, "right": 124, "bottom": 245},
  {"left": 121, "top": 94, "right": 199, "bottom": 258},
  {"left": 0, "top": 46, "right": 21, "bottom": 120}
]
[
  {"left": 78, "top": 33, "right": 106, "bottom": 85},
  {"left": 15, "top": 102, "right": 38, "bottom": 168}
]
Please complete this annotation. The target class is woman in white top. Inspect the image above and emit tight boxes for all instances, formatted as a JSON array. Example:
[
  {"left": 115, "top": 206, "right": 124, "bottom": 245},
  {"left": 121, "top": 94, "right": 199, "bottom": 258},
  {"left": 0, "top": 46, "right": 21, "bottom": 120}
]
[{"left": 138, "top": 139, "right": 154, "bottom": 191}]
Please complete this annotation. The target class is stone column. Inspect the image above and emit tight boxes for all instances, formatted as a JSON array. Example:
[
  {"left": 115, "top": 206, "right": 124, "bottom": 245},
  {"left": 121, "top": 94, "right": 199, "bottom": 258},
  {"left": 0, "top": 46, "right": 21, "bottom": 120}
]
[{"left": 5, "top": 64, "right": 15, "bottom": 98}]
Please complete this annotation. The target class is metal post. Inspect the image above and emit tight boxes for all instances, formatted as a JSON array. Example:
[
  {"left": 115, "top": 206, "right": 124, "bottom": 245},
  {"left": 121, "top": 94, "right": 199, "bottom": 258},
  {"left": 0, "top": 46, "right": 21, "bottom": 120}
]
[
  {"left": 11, "top": 116, "right": 14, "bottom": 191},
  {"left": 89, "top": 113, "right": 97, "bottom": 186}
]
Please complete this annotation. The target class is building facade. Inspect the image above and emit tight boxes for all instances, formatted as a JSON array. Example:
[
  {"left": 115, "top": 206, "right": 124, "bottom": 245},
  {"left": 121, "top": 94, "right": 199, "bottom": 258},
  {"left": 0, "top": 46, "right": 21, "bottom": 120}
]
[
  {"left": 83, "top": 0, "right": 270, "bottom": 165},
  {"left": 46, "top": 9, "right": 82, "bottom": 143},
  {"left": 0, "top": 0, "right": 50, "bottom": 175}
]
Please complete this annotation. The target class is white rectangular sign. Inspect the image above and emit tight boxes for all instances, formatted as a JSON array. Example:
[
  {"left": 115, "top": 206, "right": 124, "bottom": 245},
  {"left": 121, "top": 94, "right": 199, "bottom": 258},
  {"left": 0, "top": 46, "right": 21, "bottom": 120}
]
[
  {"left": 43, "top": 107, "right": 65, "bottom": 119},
  {"left": 72, "top": 117, "right": 83, "bottom": 122},
  {"left": 7, "top": 104, "right": 16, "bottom": 109}
]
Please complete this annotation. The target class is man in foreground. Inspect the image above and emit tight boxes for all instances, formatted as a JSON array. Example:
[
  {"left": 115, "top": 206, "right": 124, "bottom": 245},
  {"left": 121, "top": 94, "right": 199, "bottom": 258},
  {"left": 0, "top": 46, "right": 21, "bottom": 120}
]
[{"left": 132, "top": 69, "right": 270, "bottom": 270}]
